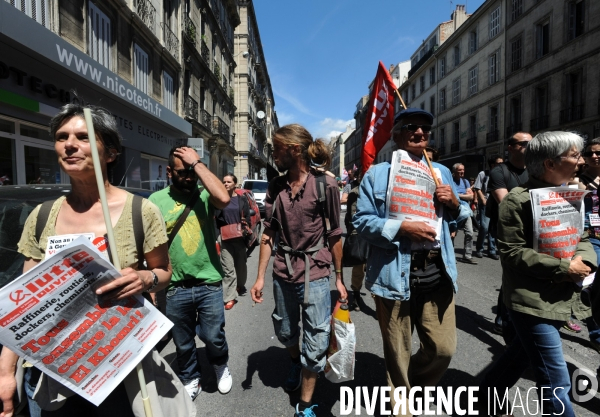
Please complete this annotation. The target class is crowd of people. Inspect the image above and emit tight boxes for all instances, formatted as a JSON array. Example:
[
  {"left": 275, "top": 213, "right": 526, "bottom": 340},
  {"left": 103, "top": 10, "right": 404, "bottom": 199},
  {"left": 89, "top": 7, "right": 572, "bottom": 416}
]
[{"left": 0, "top": 102, "right": 598, "bottom": 417}]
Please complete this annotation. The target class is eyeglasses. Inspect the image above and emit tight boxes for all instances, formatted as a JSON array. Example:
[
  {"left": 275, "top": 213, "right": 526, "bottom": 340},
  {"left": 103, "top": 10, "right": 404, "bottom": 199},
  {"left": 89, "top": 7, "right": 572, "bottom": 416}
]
[
  {"left": 583, "top": 151, "right": 600, "bottom": 157},
  {"left": 399, "top": 124, "right": 432, "bottom": 133},
  {"left": 174, "top": 168, "right": 196, "bottom": 177}
]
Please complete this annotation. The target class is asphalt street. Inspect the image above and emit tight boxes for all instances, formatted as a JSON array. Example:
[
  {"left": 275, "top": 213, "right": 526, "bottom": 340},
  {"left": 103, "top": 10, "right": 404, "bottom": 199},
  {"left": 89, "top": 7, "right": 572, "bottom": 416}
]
[{"left": 159, "top": 227, "right": 600, "bottom": 417}]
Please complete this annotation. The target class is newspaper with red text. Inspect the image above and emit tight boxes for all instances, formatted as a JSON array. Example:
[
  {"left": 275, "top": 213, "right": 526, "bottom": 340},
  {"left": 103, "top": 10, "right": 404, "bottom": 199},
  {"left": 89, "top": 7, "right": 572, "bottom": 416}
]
[
  {"left": 386, "top": 150, "right": 443, "bottom": 247},
  {"left": 0, "top": 237, "right": 173, "bottom": 405},
  {"left": 530, "top": 187, "right": 588, "bottom": 259}
]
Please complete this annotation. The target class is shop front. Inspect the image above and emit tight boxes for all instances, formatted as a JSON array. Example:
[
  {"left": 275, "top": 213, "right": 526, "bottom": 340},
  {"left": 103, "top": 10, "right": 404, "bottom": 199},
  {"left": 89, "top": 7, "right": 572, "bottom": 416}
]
[{"left": 0, "top": 2, "right": 191, "bottom": 189}]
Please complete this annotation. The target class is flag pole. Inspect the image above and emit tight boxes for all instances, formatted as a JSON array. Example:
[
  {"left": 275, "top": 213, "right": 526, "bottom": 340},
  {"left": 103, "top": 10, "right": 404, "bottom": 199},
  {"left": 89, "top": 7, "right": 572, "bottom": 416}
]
[
  {"left": 387, "top": 83, "right": 439, "bottom": 185},
  {"left": 83, "top": 108, "right": 154, "bottom": 417}
]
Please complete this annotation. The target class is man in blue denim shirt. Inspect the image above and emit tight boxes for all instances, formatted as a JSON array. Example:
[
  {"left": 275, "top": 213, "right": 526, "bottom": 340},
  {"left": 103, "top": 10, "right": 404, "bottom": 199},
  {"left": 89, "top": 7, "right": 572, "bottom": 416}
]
[{"left": 353, "top": 108, "right": 469, "bottom": 415}]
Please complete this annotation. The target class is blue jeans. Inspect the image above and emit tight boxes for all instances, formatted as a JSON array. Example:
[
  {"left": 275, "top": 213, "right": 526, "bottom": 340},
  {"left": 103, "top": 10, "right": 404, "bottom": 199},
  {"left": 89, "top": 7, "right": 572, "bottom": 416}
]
[
  {"left": 166, "top": 283, "right": 229, "bottom": 384},
  {"left": 24, "top": 369, "right": 133, "bottom": 417},
  {"left": 481, "top": 309, "right": 574, "bottom": 417},
  {"left": 585, "top": 238, "right": 600, "bottom": 343},
  {"left": 475, "top": 203, "right": 496, "bottom": 255},
  {"left": 271, "top": 277, "right": 331, "bottom": 374}
]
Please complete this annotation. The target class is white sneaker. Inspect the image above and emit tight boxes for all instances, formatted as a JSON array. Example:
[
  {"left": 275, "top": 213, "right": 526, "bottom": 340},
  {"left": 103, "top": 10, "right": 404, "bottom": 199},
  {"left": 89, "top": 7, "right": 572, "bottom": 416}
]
[
  {"left": 213, "top": 363, "right": 232, "bottom": 394},
  {"left": 184, "top": 378, "right": 201, "bottom": 400}
]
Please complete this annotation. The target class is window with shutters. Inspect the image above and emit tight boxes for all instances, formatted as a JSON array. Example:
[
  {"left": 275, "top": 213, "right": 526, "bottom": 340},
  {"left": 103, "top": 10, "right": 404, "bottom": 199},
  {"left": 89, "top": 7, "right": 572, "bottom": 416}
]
[
  {"left": 10, "top": 0, "right": 50, "bottom": 28},
  {"left": 134, "top": 44, "right": 150, "bottom": 94},
  {"left": 452, "top": 78, "right": 461, "bottom": 105},
  {"left": 511, "top": 0, "right": 523, "bottom": 22},
  {"left": 490, "top": 7, "right": 501, "bottom": 38},
  {"left": 420, "top": 76, "right": 425, "bottom": 94},
  {"left": 453, "top": 45, "right": 460, "bottom": 67},
  {"left": 440, "top": 56, "right": 446, "bottom": 78},
  {"left": 430, "top": 96, "right": 435, "bottom": 116},
  {"left": 88, "top": 3, "right": 111, "bottom": 70},
  {"left": 536, "top": 22, "right": 550, "bottom": 58},
  {"left": 511, "top": 37, "right": 522, "bottom": 72},
  {"left": 568, "top": 1, "right": 585, "bottom": 40},
  {"left": 469, "top": 30, "right": 478, "bottom": 54},
  {"left": 468, "top": 66, "right": 478, "bottom": 96},
  {"left": 489, "top": 50, "right": 500, "bottom": 85},
  {"left": 163, "top": 71, "right": 175, "bottom": 111},
  {"left": 429, "top": 67, "right": 435, "bottom": 85},
  {"left": 439, "top": 89, "right": 446, "bottom": 112}
]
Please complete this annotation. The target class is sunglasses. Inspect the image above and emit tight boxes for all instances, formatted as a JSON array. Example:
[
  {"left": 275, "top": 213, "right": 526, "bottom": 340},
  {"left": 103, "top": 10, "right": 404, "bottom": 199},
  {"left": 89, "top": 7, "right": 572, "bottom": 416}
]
[
  {"left": 174, "top": 168, "right": 196, "bottom": 177},
  {"left": 583, "top": 151, "right": 600, "bottom": 157},
  {"left": 511, "top": 140, "right": 529, "bottom": 147},
  {"left": 399, "top": 124, "right": 432, "bottom": 132}
]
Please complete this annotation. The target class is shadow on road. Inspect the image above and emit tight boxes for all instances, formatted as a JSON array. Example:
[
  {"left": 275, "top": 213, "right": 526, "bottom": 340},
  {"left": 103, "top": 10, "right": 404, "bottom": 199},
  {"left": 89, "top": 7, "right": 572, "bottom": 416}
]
[
  {"left": 455, "top": 304, "right": 505, "bottom": 357},
  {"left": 242, "top": 346, "right": 386, "bottom": 416}
]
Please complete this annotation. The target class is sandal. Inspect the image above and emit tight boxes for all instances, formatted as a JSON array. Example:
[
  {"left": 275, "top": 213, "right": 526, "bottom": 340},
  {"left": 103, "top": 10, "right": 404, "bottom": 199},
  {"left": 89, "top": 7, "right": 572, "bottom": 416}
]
[
  {"left": 563, "top": 319, "right": 582, "bottom": 333},
  {"left": 224, "top": 300, "right": 237, "bottom": 310}
]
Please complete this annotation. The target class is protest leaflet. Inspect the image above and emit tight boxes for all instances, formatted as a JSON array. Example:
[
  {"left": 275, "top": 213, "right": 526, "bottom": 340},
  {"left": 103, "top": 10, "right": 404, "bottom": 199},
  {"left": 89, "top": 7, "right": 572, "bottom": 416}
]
[
  {"left": 386, "top": 150, "right": 443, "bottom": 242},
  {"left": 0, "top": 237, "right": 173, "bottom": 405},
  {"left": 529, "top": 187, "right": 588, "bottom": 259}
]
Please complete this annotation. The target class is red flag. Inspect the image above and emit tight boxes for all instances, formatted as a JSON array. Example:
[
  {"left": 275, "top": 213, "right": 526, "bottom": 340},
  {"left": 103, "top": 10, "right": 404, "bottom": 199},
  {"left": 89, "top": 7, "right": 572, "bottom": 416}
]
[{"left": 361, "top": 61, "right": 397, "bottom": 173}]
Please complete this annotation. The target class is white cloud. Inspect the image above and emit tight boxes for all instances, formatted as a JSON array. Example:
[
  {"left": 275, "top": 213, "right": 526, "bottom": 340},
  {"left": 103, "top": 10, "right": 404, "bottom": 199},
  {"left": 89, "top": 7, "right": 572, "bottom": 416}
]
[{"left": 313, "top": 118, "right": 355, "bottom": 141}]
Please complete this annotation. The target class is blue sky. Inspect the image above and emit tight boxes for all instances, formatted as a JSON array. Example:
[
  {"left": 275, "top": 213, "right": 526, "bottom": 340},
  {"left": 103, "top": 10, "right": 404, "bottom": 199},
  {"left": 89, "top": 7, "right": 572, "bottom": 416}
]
[{"left": 253, "top": 0, "right": 486, "bottom": 140}]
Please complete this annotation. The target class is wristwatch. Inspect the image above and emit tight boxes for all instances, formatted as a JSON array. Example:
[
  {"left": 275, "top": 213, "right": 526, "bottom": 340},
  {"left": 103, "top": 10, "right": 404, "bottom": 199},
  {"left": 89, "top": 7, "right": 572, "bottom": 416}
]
[{"left": 147, "top": 270, "right": 159, "bottom": 292}]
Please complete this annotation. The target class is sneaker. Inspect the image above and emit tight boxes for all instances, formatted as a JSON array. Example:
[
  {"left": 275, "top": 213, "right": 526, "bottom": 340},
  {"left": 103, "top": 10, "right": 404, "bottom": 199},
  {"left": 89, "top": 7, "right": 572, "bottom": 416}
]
[
  {"left": 213, "top": 364, "right": 232, "bottom": 394},
  {"left": 489, "top": 253, "right": 500, "bottom": 260},
  {"left": 295, "top": 404, "right": 318, "bottom": 417},
  {"left": 563, "top": 319, "right": 582, "bottom": 333},
  {"left": 284, "top": 361, "right": 302, "bottom": 392},
  {"left": 183, "top": 378, "right": 201, "bottom": 400},
  {"left": 462, "top": 257, "right": 478, "bottom": 265},
  {"left": 474, "top": 251, "right": 483, "bottom": 258}
]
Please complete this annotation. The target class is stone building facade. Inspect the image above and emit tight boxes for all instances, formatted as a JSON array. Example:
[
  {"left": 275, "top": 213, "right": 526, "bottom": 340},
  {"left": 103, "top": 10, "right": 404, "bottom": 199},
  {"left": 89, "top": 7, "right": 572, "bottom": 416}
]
[{"left": 233, "top": 0, "right": 278, "bottom": 182}]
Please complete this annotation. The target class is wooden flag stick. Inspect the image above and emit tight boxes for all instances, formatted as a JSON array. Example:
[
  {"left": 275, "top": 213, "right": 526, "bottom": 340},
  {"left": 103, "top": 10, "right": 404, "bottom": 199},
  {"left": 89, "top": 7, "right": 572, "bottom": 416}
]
[
  {"left": 83, "top": 108, "right": 154, "bottom": 417},
  {"left": 393, "top": 87, "right": 408, "bottom": 110},
  {"left": 422, "top": 149, "right": 440, "bottom": 187}
]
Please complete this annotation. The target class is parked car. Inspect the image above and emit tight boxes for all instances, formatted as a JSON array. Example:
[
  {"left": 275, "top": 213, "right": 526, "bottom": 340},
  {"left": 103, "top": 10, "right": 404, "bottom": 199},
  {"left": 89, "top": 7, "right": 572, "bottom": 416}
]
[
  {"left": 241, "top": 179, "right": 268, "bottom": 217},
  {"left": 0, "top": 185, "right": 152, "bottom": 289}
]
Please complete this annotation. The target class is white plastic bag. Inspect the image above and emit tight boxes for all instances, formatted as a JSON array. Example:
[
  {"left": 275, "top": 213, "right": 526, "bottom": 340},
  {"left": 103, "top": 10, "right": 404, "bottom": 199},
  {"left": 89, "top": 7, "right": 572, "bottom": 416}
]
[{"left": 324, "top": 317, "right": 356, "bottom": 383}]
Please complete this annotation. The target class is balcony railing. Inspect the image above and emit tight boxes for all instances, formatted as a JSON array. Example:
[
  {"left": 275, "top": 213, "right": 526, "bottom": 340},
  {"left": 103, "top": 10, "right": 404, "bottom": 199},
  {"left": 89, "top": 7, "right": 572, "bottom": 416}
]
[
  {"left": 466, "top": 136, "right": 477, "bottom": 149},
  {"left": 161, "top": 22, "right": 179, "bottom": 59},
  {"left": 486, "top": 130, "right": 499, "bottom": 143},
  {"left": 184, "top": 96, "right": 198, "bottom": 121},
  {"left": 559, "top": 105, "right": 584, "bottom": 124},
  {"left": 201, "top": 41, "right": 210, "bottom": 64},
  {"left": 506, "top": 123, "right": 522, "bottom": 138},
  {"left": 531, "top": 115, "right": 549, "bottom": 131},
  {"left": 451, "top": 142, "right": 459, "bottom": 152},
  {"left": 200, "top": 109, "right": 211, "bottom": 129},
  {"left": 135, "top": 0, "right": 156, "bottom": 33},
  {"left": 212, "top": 116, "right": 229, "bottom": 141},
  {"left": 249, "top": 143, "right": 258, "bottom": 156},
  {"left": 184, "top": 16, "right": 196, "bottom": 45}
]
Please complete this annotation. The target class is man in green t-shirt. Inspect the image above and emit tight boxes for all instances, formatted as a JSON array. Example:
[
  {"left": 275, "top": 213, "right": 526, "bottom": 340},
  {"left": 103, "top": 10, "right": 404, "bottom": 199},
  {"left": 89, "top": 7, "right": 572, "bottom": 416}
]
[{"left": 149, "top": 146, "right": 231, "bottom": 401}]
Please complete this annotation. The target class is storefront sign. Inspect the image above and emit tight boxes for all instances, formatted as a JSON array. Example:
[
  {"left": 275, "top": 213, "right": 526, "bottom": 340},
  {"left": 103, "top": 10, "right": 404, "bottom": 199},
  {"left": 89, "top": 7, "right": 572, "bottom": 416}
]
[{"left": 0, "top": 2, "right": 190, "bottom": 137}]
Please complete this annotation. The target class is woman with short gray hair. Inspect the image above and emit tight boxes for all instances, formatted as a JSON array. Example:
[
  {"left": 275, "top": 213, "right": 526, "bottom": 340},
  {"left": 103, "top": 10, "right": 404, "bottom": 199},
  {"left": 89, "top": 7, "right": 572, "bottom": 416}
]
[{"left": 480, "top": 131, "right": 596, "bottom": 416}]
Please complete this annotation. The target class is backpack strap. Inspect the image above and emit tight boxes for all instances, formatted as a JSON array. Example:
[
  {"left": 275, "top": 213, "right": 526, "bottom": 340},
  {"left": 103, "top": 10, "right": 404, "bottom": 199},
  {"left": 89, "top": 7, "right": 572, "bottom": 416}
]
[
  {"left": 168, "top": 189, "right": 199, "bottom": 247},
  {"left": 35, "top": 200, "right": 56, "bottom": 243},
  {"left": 132, "top": 195, "right": 145, "bottom": 270},
  {"left": 315, "top": 173, "right": 330, "bottom": 233}
]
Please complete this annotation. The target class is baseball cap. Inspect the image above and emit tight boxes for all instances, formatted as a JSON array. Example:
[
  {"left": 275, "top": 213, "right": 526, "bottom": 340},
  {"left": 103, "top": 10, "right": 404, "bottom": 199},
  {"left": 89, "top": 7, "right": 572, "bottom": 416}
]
[{"left": 394, "top": 108, "right": 434, "bottom": 125}]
